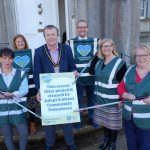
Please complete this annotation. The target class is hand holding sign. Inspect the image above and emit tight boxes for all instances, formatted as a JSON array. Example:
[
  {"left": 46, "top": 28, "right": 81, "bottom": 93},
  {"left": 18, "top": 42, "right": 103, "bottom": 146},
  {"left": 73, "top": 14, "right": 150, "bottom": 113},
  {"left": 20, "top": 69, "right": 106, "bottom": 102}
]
[{"left": 40, "top": 72, "right": 80, "bottom": 126}]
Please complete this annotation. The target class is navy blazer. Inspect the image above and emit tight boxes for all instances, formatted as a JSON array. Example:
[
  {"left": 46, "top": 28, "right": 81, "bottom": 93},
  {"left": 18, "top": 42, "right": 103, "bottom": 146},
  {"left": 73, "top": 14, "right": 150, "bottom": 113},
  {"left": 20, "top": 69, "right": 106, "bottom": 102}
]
[{"left": 33, "top": 43, "right": 76, "bottom": 90}]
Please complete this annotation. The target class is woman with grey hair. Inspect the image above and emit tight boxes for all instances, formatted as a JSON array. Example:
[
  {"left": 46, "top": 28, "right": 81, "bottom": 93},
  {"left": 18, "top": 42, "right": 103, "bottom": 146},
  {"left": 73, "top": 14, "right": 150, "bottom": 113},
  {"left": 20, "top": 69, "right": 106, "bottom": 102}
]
[{"left": 118, "top": 44, "right": 150, "bottom": 150}]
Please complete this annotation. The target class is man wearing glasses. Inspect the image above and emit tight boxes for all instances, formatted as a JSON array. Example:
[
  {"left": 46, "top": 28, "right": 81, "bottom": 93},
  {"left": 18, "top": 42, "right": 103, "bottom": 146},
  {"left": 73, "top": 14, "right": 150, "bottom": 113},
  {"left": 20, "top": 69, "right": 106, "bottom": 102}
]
[{"left": 68, "top": 20, "right": 99, "bottom": 129}]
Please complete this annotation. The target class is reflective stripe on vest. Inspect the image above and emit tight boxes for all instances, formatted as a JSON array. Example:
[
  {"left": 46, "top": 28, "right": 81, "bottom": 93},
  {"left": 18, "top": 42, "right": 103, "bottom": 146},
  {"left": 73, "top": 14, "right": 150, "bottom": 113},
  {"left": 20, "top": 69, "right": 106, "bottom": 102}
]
[
  {"left": 0, "top": 97, "right": 26, "bottom": 104},
  {"left": 95, "top": 81, "right": 118, "bottom": 88},
  {"left": 95, "top": 58, "right": 122, "bottom": 99},
  {"left": 133, "top": 113, "right": 150, "bottom": 118},
  {"left": 0, "top": 109, "right": 27, "bottom": 116},
  {"left": 109, "top": 58, "right": 122, "bottom": 84},
  {"left": 124, "top": 104, "right": 132, "bottom": 112},
  {"left": 70, "top": 40, "right": 74, "bottom": 57},
  {"left": 93, "top": 38, "right": 98, "bottom": 54},
  {"left": 94, "top": 91, "right": 119, "bottom": 99}
]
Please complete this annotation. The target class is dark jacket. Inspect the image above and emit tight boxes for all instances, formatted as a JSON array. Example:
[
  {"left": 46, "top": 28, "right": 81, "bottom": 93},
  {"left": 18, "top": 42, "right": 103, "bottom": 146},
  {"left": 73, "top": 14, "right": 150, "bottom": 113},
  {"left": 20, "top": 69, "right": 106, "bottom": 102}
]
[{"left": 33, "top": 43, "right": 76, "bottom": 90}]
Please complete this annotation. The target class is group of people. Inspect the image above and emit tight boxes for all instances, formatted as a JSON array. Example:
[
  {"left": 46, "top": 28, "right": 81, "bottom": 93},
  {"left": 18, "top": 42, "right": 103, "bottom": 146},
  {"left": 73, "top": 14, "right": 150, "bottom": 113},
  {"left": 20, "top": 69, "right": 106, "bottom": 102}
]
[{"left": 0, "top": 19, "right": 150, "bottom": 150}]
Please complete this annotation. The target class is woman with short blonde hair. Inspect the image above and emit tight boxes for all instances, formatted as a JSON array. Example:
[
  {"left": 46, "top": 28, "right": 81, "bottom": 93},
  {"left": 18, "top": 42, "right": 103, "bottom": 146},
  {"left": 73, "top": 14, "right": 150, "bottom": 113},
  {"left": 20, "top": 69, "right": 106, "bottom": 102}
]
[
  {"left": 97, "top": 38, "right": 118, "bottom": 59},
  {"left": 90, "top": 38, "right": 127, "bottom": 150}
]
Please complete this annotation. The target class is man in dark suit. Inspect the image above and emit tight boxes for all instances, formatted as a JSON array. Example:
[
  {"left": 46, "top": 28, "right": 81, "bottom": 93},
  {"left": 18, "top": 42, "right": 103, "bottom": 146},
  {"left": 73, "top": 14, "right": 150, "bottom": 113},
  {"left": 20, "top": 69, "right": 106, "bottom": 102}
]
[{"left": 33, "top": 25, "right": 77, "bottom": 150}]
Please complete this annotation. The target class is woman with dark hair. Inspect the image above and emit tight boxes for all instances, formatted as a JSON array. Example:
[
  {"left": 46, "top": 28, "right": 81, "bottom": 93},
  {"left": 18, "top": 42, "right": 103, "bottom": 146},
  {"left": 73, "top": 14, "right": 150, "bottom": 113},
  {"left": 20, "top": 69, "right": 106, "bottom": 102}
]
[{"left": 0, "top": 47, "right": 28, "bottom": 150}]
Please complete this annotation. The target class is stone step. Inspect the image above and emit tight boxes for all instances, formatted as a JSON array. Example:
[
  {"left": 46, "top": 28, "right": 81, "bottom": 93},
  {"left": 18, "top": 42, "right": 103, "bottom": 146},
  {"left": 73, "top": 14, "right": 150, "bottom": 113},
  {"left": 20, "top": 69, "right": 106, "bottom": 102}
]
[{"left": 0, "top": 123, "right": 101, "bottom": 143}]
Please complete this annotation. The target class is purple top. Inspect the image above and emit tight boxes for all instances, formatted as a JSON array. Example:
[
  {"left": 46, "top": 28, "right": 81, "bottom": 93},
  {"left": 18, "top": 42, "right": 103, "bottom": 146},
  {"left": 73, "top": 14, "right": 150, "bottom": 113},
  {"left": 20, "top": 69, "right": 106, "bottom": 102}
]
[
  {"left": 49, "top": 49, "right": 59, "bottom": 72},
  {"left": 49, "top": 49, "right": 59, "bottom": 64}
]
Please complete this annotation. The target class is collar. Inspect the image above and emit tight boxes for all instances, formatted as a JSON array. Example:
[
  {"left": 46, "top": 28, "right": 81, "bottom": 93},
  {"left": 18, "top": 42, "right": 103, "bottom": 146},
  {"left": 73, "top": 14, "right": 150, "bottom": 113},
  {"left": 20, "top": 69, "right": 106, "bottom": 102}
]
[
  {"left": 78, "top": 36, "right": 88, "bottom": 40},
  {"left": 0, "top": 68, "right": 16, "bottom": 76}
]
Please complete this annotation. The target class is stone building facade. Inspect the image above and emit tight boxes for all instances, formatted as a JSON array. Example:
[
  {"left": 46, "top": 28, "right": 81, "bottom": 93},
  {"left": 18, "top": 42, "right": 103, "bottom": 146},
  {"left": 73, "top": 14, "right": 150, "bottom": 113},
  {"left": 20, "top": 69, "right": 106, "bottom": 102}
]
[{"left": 0, "top": 0, "right": 142, "bottom": 64}]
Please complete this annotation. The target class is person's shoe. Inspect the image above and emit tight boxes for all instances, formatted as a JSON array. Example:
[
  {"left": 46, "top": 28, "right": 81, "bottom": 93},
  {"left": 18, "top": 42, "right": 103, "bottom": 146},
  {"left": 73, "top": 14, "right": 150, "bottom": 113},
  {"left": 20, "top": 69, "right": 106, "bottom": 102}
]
[
  {"left": 30, "top": 122, "right": 37, "bottom": 135},
  {"left": 99, "top": 138, "right": 110, "bottom": 150},
  {"left": 67, "top": 144, "right": 77, "bottom": 150},
  {"left": 107, "top": 142, "right": 116, "bottom": 150}
]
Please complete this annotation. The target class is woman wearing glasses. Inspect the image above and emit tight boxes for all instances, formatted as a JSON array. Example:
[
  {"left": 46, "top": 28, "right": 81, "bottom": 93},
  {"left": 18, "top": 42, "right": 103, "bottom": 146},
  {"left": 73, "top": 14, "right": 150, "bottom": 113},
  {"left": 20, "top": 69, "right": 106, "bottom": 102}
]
[
  {"left": 117, "top": 45, "right": 150, "bottom": 150},
  {"left": 90, "top": 38, "right": 127, "bottom": 150}
]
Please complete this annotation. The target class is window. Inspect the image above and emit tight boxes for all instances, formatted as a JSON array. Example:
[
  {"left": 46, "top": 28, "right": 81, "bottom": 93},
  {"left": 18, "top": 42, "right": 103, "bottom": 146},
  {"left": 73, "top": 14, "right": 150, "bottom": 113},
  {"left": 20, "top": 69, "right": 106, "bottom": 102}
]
[{"left": 140, "top": 0, "right": 148, "bottom": 19}]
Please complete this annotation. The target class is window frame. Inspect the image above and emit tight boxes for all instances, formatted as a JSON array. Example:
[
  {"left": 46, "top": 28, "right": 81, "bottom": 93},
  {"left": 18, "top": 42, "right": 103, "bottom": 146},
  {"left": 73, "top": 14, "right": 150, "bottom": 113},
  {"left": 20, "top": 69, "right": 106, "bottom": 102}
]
[{"left": 140, "top": 0, "right": 148, "bottom": 19}]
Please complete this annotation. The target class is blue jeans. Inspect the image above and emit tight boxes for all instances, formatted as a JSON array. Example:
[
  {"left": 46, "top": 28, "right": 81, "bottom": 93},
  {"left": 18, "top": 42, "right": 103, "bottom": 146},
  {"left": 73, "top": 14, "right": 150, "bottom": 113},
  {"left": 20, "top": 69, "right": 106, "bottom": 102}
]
[
  {"left": 45, "top": 124, "right": 74, "bottom": 147},
  {"left": 1, "top": 123, "right": 28, "bottom": 150},
  {"left": 124, "top": 118, "right": 150, "bottom": 150}
]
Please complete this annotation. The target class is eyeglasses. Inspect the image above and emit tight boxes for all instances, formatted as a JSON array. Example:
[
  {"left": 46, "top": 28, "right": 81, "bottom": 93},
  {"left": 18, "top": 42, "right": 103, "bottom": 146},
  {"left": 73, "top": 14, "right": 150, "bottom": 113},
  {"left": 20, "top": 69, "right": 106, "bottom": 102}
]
[
  {"left": 135, "top": 54, "right": 150, "bottom": 59},
  {"left": 77, "top": 26, "right": 88, "bottom": 29},
  {"left": 101, "top": 45, "right": 113, "bottom": 48}
]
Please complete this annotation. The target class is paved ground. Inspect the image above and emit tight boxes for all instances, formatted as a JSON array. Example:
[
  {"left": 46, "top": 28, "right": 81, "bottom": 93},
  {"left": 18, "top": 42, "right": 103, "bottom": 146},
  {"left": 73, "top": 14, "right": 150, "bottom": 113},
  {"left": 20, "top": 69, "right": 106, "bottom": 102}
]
[
  {"left": 0, "top": 107, "right": 128, "bottom": 150},
  {"left": 0, "top": 126, "right": 127, "bottom": 150}
]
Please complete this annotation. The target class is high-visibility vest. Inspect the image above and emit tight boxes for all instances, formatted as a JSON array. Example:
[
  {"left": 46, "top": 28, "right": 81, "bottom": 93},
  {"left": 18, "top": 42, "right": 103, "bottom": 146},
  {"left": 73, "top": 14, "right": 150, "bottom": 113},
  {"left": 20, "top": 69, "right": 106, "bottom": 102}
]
[
  {"left": 0, "top": 69, "right": 27, "bottom": 125},
  {"left": 94, "top": 57, "right": 125, "bottom": 104},
  {"left": 13, "top": 49, "right": 37, "bottom": 96},
  {"left": 69, "top": 37, "right": 98, "bottom": 85},
  {"left": 123, "top": 65, "right": 150, "bottom": 129}
]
